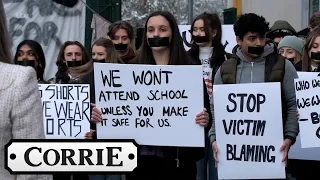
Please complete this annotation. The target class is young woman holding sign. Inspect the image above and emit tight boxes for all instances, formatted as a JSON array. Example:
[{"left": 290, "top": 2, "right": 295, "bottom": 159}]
[
  {"left": 125, "top": 10, "right": 212, "bottom": 180},
  {"left": 188, "top": 12, "right": 232, "bottom": 180},
  {"left": 82, "top": 38, "right": 124, "bottom": 102},
  {"left": 82, "top": 38, "right": 124, "bottom": 180},
  {"left": 302, "top": 28, "right": 320, "bottom": 73},
  {"left": 54, "top": 41, "right": 91, "bottom": 180},
  {"left": 88, "top": 10, "right": 211, "bottom": 180},
  {"left": 291, "top": 27, "right": 320, "bottom": 180}
]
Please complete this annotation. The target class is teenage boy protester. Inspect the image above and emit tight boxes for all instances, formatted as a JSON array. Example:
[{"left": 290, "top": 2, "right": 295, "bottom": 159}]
[{"left": 208, "top": 13, "right": 299, "bottom": 180}]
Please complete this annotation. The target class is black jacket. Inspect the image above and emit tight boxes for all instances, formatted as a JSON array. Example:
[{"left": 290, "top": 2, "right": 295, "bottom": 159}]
[
  {"left": 81, "top": 70, "right": 97, "bottom": 132},
  {"left": 160, "top": 79, "right": 212, "bottom": 164}
]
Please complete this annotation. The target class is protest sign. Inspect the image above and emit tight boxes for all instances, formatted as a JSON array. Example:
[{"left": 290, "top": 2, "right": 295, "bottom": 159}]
[
  {"left": 294, "top": 74, "right": 320, "bottom": 148},
  {"left": 4, "top": 0, "right": 86, "bottom": 81},
  {"left": 289, "top": 72, "right": 320, "bottom": 160},
  {"left": 38, "top": 84, "right": 90, "bottom": 139},
  {"left": 213, "top": 82, "right": 285, "bottom": 179},
  {"left": 178, "top": 25, "right": 237, "bottom": 53},
  {"left": 94, "top": 63, "right": 204, "bottom": 147}
]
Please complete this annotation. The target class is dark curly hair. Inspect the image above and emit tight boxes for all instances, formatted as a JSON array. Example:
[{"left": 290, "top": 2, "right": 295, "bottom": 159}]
[{"left": 234, "top": 13, "right": 270, "bottom": 40}]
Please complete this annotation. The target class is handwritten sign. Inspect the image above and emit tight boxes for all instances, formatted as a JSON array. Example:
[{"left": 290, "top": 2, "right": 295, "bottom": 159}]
[
  {"left": 4, "top": 0, "right": 86, "bottom": 81},
  {"left": 178, "top": 25, "right": 237, "bottom": 53},
  {"left": 94, "top": 63, "right": 204, "bottom": 147},
  {"left": 289, "top": 72, "right": 320, "bottom": 160},
  {"left": 38, "top": 84, "right": 91, "bottom": 139},
  {"left": 294, "top": 74, "right": 320, "bottom": 148},
  {"left": 213, "top": 82, "right": 285, "bottom": 179}
]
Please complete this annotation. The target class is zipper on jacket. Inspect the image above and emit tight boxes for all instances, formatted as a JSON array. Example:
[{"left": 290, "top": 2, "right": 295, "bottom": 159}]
[
  {"left": 175, "top": 148, "right": 180, "bottom": 167},
  {"left": 251, "top": 62, "right": 254, "bottom": 83}
]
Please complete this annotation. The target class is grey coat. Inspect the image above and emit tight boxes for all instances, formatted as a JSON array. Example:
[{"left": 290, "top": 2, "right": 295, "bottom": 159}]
[{"left": 0, "top": 62, "right": 52, "bottom": 180}]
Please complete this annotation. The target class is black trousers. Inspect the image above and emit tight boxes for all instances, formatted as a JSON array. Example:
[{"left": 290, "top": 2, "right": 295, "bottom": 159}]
[
  {"left": 288, "top": 159, "right": 320, "bottom": 179},
  {"left": 126, "top": 155, "right": 197, "bottom": 180},
  {"left": 53, "top": 173, "right": 89, "bottom": 180}
]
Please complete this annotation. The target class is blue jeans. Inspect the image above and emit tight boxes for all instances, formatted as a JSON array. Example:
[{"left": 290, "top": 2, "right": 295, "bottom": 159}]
[
  {"left": 196, "top": 134, "right": 217, "bottom": 180},
  {"left": 88, "top": 174, "right": 121, "bottom": 180}
]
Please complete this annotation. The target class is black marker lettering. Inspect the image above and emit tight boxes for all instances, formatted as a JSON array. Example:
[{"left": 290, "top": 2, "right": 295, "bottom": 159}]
[
  {"left": 101, "top": 70, "right": 122, "bottom": 87},
  {"left": 136, "top": 106, "right": 154, "bottom": 116},
  {"left": 227, "top": 93, "right": 266, "bottom": 112},
  {"left": 226, "top": 144, "right": 276, "bottom": 163},
  {"left": 227, "top": 93, "right": 237, "bottom": 112},
  {"left": 135, "top": 118, "right": 154, "bottom": 128},
  {"left": 162, "top": 106, "right": 188, "bottom": 116},
  {"left": 46, "top": 119, "right": 54, "bottom": 135},
  {"left": 222, "top": 120, "right": 266, "bottom": 136},
  {"left": 311, "top": 112, "right": 320, "bottom": 124},
  {"left": 147, "top": 90, "right": 188, "bottom": 100},
  {"left": 58, "top": 119, "right": 66, "bottom": 136},
  {"left": 296, "top": 80, "right": 310, "bottom": 91},
  {"left": 312, "top": 79, "right": 320, "bottom": 88},
  {"left": 132, "top": 70, "right": 173, "bottom": 85},
  {"left": 111, "top": 118, "right": 130, "bottom": 127},
  {"left": 158, "top": 119, "right": 171, "bottom": 127},
  {"left": 43, "top": 101, "right": 51, "bottom": 117}
]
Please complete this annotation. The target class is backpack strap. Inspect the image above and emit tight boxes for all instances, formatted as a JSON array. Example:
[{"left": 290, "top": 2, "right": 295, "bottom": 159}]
[
  {"left": 265, "top": 53, "right": 286, "bottom": 82},
  {"left": 220, "top": 57, "right": 239, "bottom": 84}
]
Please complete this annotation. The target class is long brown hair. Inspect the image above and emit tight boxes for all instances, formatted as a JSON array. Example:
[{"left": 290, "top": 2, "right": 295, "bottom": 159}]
[
  {"left": 301, "top": 28, "right": 320, "bottom": 72},
  {"left": 134, "top": 11, "right": 193, "bottom": 65},
  {"left": 0, "top": 1, "right": 12, "bottom": 63},
  {"left": 189, "top": 12, "right": 226, "bottom": 68},
  {"left": 92, "top": 38, "right": 124, "bottom": 63}
]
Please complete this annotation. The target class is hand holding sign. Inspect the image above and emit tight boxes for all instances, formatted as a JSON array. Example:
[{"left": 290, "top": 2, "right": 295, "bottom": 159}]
[
  {"left": 296, "top": 109, "right": 300, "bottom": 120},
  {"left": 212, "top": 141, "right": 219, "bottom": 167},
  {"left": 195, "top": 108, "right": 209, "bottom": 127},
  {"left": 279, "top": 139, "right": 292, "bottom": 167},
  {"left": 90, "top": 103, "right": 102, "bottom": 123},
  {"left": 84, "top": 129, "right": 95, "bottom": 139}
]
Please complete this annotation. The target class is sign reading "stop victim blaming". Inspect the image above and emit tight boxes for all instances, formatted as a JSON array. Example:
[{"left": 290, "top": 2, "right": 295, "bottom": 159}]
[{"left": 5, "top": 140, "right": 137, "bottom": 173}]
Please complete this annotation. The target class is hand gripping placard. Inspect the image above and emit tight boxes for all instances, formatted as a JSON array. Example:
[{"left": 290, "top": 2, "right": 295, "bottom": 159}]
[{"left": 5, "top": 139, "right": 137, "bottom": 174}]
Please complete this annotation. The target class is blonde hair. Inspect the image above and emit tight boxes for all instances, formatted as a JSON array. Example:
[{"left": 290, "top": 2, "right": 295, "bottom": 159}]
[{"left": 0, "top": 1, "right": 13, "bottom": 63}]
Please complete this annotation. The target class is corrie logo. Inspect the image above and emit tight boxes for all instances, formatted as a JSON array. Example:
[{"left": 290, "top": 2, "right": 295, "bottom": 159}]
[{"left": 5, "top": 140, "right": 137, "bottom": 174}]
